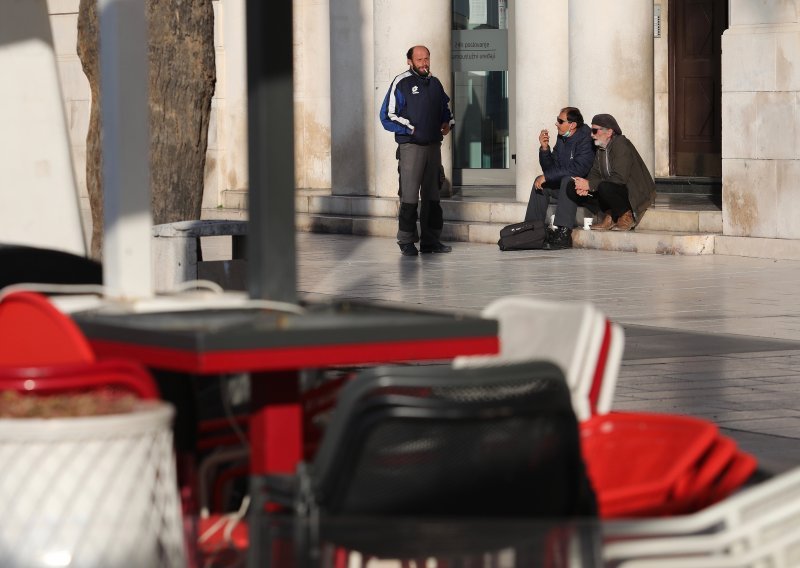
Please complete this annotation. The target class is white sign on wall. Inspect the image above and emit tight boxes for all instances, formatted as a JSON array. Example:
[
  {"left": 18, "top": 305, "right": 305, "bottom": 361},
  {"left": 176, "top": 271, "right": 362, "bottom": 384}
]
[{"left": 452, "top": 29, "right": 508, "bottom": 72}]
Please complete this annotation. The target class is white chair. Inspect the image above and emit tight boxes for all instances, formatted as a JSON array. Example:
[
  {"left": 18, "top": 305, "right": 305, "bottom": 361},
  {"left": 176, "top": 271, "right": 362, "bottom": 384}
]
[
  {"left": 611, "top": 526, "right": 800, "bottom": 567},
  {"left": 453, "top": 296, "right": 623, "bottom": 421},
  {"left": 604, "top": 467, "right": 800, "bottom": 567},
  {"left": 596, "top": 321, "right": 624, "bottom": 414}
]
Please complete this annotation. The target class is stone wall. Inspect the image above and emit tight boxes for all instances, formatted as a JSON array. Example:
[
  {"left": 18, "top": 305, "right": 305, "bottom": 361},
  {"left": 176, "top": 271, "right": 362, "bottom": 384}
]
[{"left": 722, "top": 0, "right": 800, "bottom": 238}]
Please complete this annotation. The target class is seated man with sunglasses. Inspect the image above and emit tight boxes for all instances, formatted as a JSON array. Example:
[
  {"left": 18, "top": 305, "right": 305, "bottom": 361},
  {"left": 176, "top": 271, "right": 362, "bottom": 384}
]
[
  {"left": 524, "top": 107, "right": 595, "bottom": 250},
  {"left": 572, "top": 114, "right": 656, "bottom": 231}
]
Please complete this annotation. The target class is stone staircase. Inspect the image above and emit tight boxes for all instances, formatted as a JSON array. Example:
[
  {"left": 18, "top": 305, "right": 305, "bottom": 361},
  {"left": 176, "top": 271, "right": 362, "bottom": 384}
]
[{"left": 205, "top": 178, "right": 726, "bottom": 256}]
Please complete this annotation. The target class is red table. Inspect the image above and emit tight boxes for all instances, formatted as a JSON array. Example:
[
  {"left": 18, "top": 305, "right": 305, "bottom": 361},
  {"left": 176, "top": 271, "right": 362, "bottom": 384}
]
[{"left": 74, "top": 299, "right": 499, "bottom": 475}]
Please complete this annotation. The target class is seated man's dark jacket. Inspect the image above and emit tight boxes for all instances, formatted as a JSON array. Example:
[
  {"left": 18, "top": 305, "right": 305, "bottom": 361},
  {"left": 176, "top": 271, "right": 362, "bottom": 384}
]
[
  {"left": 539, "top": 123, "right": 595, "bottom": 183},
  {"left": 586, "top": 134, "right": 657, "bottom": 220}
]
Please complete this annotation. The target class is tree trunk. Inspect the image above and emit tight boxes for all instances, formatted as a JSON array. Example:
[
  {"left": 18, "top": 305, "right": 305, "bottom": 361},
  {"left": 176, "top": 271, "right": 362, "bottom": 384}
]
[{"left": 77, "top": 0, "right": 216, "bottom": 259}]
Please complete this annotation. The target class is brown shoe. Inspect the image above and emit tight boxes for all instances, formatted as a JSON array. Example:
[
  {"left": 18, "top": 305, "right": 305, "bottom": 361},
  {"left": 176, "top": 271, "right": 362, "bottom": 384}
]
[
  {"left": 611, "top": 210, "right": 635, "bottom": 231},
  {"left": 592, "top": 213, "right": 615, "bottom": 231}
]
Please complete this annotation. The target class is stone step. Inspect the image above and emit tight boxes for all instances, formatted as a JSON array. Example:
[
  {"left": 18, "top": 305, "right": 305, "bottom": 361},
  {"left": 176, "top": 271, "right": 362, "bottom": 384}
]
[
  {"left": 637, "top": 208, "right": 722, "bottom": 233},
  {"left": 199, "top": 203, "right": 800, "bottom": 260},
  {"left": 205, "top": 191, "right": 723, "bottom": 256},
  {"left": 221, "top": 190, "right": 721, "bottom": 230},
  {"left": 655, "top": 176, "right": 722, "bottom": 195},
  {"left": 293, "top": 192, "right": 722, "bottom": 232},
  {"left": 572, "top": 228, "right": 715, "bottom": 255},
  {"left": 291, "top": 212, "right": 717, "bottom": 255}
]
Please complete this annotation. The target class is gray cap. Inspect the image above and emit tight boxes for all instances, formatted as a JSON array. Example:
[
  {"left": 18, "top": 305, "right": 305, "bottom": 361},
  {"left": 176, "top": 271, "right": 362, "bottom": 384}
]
[{"left": 591, "top": 114, "right": 622, "bottom": 135}]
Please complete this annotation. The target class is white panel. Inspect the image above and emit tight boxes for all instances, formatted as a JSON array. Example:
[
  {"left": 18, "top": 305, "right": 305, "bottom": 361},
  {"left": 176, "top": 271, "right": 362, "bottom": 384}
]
[{"left": 0, "top": 0, "right": 86, "bottom": 256}]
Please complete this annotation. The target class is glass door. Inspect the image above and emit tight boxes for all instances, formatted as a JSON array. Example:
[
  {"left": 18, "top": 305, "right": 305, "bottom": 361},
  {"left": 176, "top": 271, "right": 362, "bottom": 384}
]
[{"left": 452, "top": 0, "right": 514, "bottom": 186}]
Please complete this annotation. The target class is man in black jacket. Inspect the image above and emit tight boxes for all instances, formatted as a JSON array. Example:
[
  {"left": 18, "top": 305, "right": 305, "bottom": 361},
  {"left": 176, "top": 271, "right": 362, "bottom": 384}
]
[
  {"left": 525, "top": 107, "right": 594, "bottom": 250},
  {"left": 380, "top": 45, "right": 455, "bottom": 257}
]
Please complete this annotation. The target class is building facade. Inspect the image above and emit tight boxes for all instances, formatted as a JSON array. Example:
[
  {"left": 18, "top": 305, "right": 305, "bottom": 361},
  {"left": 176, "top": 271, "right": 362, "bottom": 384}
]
[{"left": 47, "top": 0, "right": 800, "bottom": 247}]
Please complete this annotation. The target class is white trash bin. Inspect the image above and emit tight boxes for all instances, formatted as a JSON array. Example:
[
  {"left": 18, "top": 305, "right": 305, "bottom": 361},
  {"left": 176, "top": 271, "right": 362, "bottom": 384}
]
[{"left": 0, "top": 401, "right": 185, "bottom": 568}]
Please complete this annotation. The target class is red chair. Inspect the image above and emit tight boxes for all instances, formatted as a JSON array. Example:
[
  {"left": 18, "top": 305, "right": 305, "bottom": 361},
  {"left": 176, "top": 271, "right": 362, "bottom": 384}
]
[
  {"left": 0, "top": 291, "right": 159, "bottom": 400},
  {"left": 581, "top": 412, "right": 758, "bottom": 519},
  {"left": 0, "top": 359, "right": 160, "bottom": 400},
  {"left": 0, "top": 290, "right": 95, "bottom": 366},
  {"left": 581, "top": 412, "right": 719, "bottom": 518}
]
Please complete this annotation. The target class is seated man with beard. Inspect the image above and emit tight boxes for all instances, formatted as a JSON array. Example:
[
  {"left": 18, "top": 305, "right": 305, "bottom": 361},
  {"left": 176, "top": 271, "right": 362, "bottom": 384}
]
[{"left": 572, "top": 113, "right": 656, "bottom": 231}]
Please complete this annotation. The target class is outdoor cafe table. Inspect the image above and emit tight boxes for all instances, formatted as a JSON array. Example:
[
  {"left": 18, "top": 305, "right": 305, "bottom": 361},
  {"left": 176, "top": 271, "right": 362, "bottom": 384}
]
[{"left": 72, "top": 299, "right": 499, "bottom": 476}]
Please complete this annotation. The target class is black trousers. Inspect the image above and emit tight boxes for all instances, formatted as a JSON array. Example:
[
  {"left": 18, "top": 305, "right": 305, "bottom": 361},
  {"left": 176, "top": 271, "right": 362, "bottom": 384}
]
[
  {"left": 396, "top": 143, "right": 443, "bottom": 246},
  {"left": 566, "top": 181, "right": 629, "bottom": 221},
  {"left": 594, "top": 181, "right": 631, "bottom": 220},
  {"left": 524, "top": 177, "right": 581, "bottom": 228}
]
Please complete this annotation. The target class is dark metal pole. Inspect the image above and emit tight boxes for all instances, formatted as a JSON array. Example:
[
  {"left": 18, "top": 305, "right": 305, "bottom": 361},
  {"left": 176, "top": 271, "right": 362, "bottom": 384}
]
[{"left": 246, "top": 0, "right": 297, "bottom": 303}]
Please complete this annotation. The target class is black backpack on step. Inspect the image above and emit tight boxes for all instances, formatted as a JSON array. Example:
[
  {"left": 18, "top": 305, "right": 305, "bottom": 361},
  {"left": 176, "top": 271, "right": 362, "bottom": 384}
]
[{"left": 497, "top": 221, "right": 546, "bottom": 251}]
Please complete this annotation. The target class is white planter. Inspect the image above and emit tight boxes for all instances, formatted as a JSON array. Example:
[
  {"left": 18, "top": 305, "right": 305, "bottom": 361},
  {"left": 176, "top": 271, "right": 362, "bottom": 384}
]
[{"left": 0, "top": 402, "right": 185, "bottom": 568}]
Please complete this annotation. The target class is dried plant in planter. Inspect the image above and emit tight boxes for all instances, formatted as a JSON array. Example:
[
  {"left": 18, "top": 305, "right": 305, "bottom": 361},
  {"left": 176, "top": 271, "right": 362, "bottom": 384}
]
[{"left": 0, "top": 390, "right": 140, "bottom": 418}]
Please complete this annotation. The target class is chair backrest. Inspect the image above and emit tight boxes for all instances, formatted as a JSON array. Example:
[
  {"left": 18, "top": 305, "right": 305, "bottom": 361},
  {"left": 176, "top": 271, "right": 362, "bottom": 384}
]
[
  {"left": 309, "top": 362, "right": 597, "bottom": 518},
  {"left": 578, "top": 320, "right": 625, "bottom": 418},
  {"left": 0, "top": 245, "right": 102, "bottom": 290},
  {"left": 453, "top": 296, "right": 622, "bottom": 420},
  {"left": 0, "top": 291, "right": 95, "bottom": 366}
]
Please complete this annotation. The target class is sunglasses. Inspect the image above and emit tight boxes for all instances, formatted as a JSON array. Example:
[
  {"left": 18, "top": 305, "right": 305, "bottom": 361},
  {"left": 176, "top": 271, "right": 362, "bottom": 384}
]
[
  {"left": 556, "top": 117, "right": 567, "bottom": 124},
  {"left": 591, "top": 127, "right": 607, "bottom": 134}
]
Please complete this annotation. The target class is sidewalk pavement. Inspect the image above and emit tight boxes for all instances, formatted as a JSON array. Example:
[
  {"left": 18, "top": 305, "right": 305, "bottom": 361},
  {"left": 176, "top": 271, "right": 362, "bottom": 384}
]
[{"left": 291, "top": 232, "right": 800, "bottom": 474}]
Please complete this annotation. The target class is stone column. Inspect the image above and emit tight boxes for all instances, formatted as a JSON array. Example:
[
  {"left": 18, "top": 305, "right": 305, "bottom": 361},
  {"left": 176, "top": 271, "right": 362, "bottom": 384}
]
[
  {"left": 514, "top": 1, "right": 568, "bottom": 203},
  {"left": 330, "top": 0, "right": 374, "bottom": 195},
  {"left": 219, "top": 0, "right": 249, "bottom": 200},
  {"left": 721, "top": 1, "right": 800, "bottom": 239},
  {"left": 294, "top": 0, "right": 331, "bottom": 189},
  {"left": 569, "top": 0, "right": 654, "bottom": 176},
  {"left": 373, "top": 0, "right": 452, "bottom": 198}
]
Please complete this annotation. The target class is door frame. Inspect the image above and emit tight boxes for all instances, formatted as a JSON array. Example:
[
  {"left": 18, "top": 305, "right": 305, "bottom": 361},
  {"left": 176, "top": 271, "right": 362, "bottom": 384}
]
[{"left": 668, "top": 0, "right": 728, "bottom": 176}]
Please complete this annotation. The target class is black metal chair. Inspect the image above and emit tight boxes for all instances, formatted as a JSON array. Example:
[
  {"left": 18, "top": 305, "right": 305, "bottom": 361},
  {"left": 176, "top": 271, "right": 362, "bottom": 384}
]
[
  {"left": 0, "top": 244, "right": 102, "bottom": 289},
  {"left": 250, "top": 361, "right": 598, "bottom": 567}
]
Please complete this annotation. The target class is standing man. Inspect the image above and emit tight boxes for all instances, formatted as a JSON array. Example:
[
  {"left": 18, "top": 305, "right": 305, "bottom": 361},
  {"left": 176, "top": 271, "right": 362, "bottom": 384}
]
[
  {"left": 380, "top": 45, "right": 455, "bottom": 256},
  {"left": 572, "top": 114, "right": 656, "bottom": 231},
  {"left": 524, "top": 107, "right": 594, "bottom": 250}
]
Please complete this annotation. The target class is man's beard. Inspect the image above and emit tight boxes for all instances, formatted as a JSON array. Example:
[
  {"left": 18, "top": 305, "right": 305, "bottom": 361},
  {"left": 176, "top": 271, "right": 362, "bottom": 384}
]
[{"left": 413, "top": 64, "right": 430, "bottom": 77}]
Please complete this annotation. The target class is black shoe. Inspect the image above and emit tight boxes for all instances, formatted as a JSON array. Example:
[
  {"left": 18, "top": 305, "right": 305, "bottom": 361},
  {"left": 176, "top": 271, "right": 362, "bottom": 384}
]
[
  {"left": 399, "top": 243, "right": 419, "bottom": 256},
  {"left": 544, "top": 226, "right": 559, "bottom": 245},
  {"left": 420, "top": 242, "right": 452, "bottom": 253},
  {"left": 543, "top": 226, "right": 572, "bottom": 250}
]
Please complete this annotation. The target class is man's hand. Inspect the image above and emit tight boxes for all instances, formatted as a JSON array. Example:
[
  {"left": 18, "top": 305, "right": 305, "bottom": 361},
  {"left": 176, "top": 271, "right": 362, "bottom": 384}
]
[
  {"left": 539, "top": 129, "right": 550, "bottom": 150},
  {"left": 573, "top": 177, "right": 591, "bottom": 196},
  {"left": 534, "top": 175, "right": 546, "bottom": 191},
  {"left": 440, "top": 123, "right": 451, "bottom": 136}
]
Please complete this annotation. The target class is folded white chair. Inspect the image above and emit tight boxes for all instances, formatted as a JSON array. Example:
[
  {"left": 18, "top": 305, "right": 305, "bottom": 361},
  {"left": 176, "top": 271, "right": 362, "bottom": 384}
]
[
  {"left": 603, "top": 467, "right": 800, "bottom": 566},
  {"left": 605, "top": 487, "right": 800, "bottom": 566},
  {"left": 454, "top": 296, "right": 622, "bottom": 421},
  {"left": 611, "top": 523, "right": 800, "bottom": 568}
]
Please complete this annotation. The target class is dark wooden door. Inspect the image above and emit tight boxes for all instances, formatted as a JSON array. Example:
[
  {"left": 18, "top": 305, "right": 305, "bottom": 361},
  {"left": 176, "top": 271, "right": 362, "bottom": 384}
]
[{"left": 669, "top": 0, "right": 728, "bottom": 176}]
